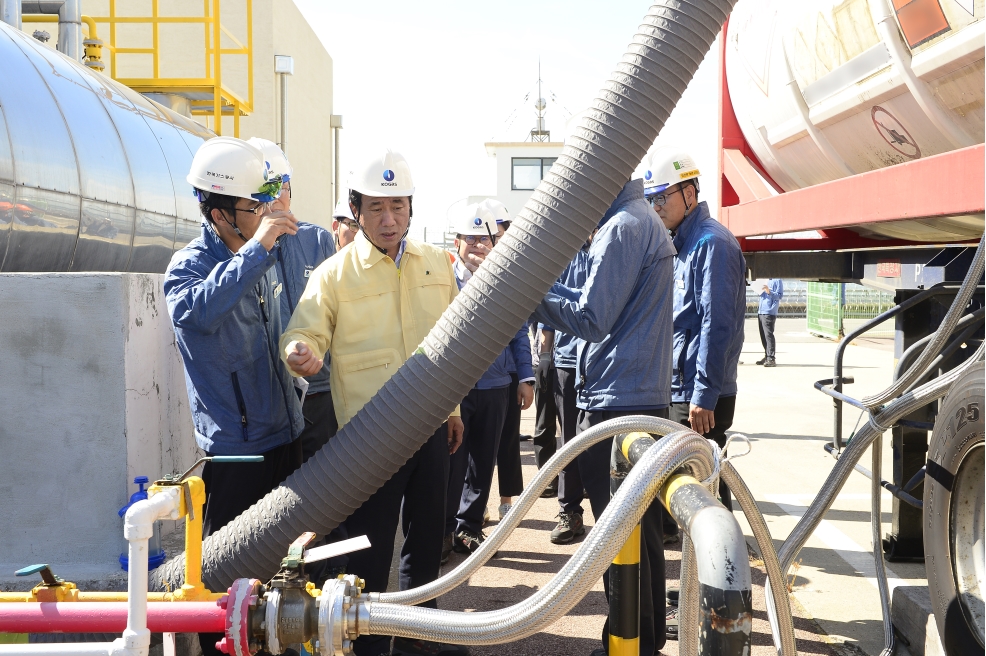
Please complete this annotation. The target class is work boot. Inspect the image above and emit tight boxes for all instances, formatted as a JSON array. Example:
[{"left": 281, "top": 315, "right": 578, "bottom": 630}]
[
  {"left": 764, "top": 358, "right": 777, "bottom": 367},
  {"left": 755, "top": 356, "right": 767, "bottom": 365},
  {"left": 550, "top": 512, "right": 585, "bottom": 544},
  {"left": 454, "top": 528, "right": 487, "bottom": 554},
  {"left": 540, "top": 478, "right": 558, "bottom": 498},
  {"left": 392, "top": 637, "right": 470, "bottom": 655},
  {"left": 666, "top": 606, "right": 679, "bottom": 640},
  {"left": 497, "top": 502, "right": 512, "bottom": 520},
  {"left": 441, "top": 532, "right": 454, "bottom": 565}
]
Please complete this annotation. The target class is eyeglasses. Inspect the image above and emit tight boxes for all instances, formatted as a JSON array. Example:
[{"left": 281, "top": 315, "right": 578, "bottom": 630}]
[
  {"left": 234, "top": 202, "right": 270, "bottom": 216},
  {"left": 337, "top": 218, "right": 359, "bottom": 230},
  {"left": 648, "top": 186, "right": 684, "bottom": 208},
  {"left": 461, "top": 235, "right": 493, "bottom": 245}
]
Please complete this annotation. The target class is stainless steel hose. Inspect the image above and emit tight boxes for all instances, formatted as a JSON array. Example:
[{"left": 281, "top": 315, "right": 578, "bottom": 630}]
[
  {"left": 721, "top": 461, "right": 797, "bottom": 656},
  {"left": 359, "top": 433, "right": 718, "bottom": 645},
  {"left": 779, "top": 341, "right": 986, "bottom": 571},
  {"left": 377, "top": 415, "right": 686, "bottom": 605},
  {"left": 871, "top": 432, "right": 896, "bottom": 656},
  {"left": 862, "top": 234, "right": 984, "bottom": 408}
]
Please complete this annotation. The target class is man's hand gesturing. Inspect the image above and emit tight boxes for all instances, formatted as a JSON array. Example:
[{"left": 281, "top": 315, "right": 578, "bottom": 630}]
[{"left": 286, "top": 340, "right": 322, "bottom": 377}]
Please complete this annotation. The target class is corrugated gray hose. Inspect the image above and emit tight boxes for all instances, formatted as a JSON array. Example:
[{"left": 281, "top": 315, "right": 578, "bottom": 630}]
[
  {"left": 358, "top": 432, "right": 717, "bottom": 645},
  {"left": 153, "top": 0, "right": 738, "bottom": 592}
]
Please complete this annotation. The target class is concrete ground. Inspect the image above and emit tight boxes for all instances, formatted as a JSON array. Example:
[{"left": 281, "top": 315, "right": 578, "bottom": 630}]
[{"left": 417, "top": 318, "right": 913, "bottom": 656}]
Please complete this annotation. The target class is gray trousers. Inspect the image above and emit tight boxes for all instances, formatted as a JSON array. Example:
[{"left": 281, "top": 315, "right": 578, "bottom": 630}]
[{"left": 758, "top": 313, "right": 777, "bottom": 358}]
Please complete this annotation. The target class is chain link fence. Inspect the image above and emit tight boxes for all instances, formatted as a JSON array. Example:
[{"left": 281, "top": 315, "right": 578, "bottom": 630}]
[{"left": 747, "top": 280, "right": 896, "bottom": 340}]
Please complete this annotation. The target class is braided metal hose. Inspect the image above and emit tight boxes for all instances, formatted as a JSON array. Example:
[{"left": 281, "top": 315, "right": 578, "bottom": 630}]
[
  {"left": 346, "top": 433, "right": 718, "bottom": 646},
  {"left": 378, "top": 415, "right": 685, "bottom": 605}
]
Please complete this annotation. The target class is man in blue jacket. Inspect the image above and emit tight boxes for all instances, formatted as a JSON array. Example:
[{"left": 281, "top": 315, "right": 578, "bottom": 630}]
[
  {"left": 758, "top": 279, "right": 784, "bottom": 367},
  {"left": 535, "top": 177, "right": 676, "bottom": 656},
  {"left": 445, "top": 205, "right": 534, "bottom": 559},
  {"left": 249, "top": 138, "right": 339, "bottom": 460},
  {"left": 647, "top": 150, "right": 746, "bottom": 519},
  {"left": 164, "top": 137, "right": 304, "bottom": 656}
]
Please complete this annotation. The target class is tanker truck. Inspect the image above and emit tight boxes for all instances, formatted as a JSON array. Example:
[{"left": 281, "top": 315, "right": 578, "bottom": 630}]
[{"left": 721, "top": 1, "right": 984, "bottom": 653}]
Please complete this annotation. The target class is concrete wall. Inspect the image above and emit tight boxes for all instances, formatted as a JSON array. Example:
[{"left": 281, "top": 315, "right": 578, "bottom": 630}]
[
  {"left": 486, "top": 142, "right": 564, "bottom": 218},
  {"left": 0, "top": 274, "right": 198, "bottom": 586}
]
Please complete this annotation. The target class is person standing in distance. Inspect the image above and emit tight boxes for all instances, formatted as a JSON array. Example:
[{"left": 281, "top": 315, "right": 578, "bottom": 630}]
[
  {"left": 332, "top": 192, "right": 359, "bottom": 251},
  {"left": 647, "top": 148, "right": 745, "bottom": 521},
  {"left": 280, "top": 149, "right": 466, "bottom": 656},
  {"left": 248, "top": 138, "right": 338, "bottom": 461},
  {"left": 758, "top": 279, "right": 783, "bottom": 367},
  {"left": 164, "top": 137, "right": 303, "bottom": 656}
]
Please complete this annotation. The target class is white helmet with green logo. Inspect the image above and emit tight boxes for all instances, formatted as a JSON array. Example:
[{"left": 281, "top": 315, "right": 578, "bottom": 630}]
[{"left": 644, "top": 148, "right": 701, "bottom": 198}]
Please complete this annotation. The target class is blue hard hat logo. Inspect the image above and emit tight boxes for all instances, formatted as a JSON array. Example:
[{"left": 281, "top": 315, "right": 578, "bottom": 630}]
[
  {"left": 645, "top": 170, "right": 652, "bottom": 181},
  {"left": 473, "top": 217, "right": 482, "bottom": 226},
  {"left": 383, "top": 169, "right": 395, "bottom": 182}
]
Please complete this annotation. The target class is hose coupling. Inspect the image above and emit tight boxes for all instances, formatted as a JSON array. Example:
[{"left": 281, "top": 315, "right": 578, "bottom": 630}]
[{"left": 318, "top": 574, "right": 365, "bottom": 656}]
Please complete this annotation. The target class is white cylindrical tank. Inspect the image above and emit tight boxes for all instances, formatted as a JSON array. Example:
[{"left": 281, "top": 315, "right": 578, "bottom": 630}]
[
  {"left": 0, "top": 20, "right": 212, "bottom": 273},
  {"left": 725, "top": 0, "right": 984, "bottom": 241}
]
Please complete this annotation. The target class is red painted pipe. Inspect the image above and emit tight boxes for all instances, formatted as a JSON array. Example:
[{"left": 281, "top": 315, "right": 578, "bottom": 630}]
[{"left": 0, "top": 602, "right": 227, "bottom": 633}]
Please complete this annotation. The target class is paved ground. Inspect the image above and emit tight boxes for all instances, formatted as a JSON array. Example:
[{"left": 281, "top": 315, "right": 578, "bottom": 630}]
[{"left": 413, "top": 318, "right": 912, "bottom": 656}]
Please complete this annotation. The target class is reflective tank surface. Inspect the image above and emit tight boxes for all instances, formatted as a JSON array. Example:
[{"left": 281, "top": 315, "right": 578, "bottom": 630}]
[
  {"left": 0, "top": 21, "right": 212, "bottom": 273},
  {"left": 725, "top": 0, "right": 985, "bottom": 242}
]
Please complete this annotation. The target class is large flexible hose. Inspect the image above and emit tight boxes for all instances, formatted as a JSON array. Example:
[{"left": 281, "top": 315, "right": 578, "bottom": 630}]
[
  {"left": 153, "top": 0, "right": 738, "bottom": 592},
  {"left": 378, "top": 415, "right": 685, "bottom": 605},
  {"left": 862, "top": 235, "right": 984, "bottom": 408},
  {"left": 356, "top": 433, "right": 717, "bottom": 645}
]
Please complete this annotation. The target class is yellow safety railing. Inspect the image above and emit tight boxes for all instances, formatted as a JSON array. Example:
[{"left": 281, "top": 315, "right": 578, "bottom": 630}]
[{"left": 87, "top": 0, "right": 253, "bottom": 136}]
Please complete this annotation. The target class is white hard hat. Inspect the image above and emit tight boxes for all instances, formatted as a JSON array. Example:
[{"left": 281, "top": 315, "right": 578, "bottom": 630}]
[
  {"left": 333, "top": 196, "right": 354, "bottom": 221},
  {"left": 247, "top": 137, "right": 293, "bottom": 182},
  {"left": 349, "top": 149, "right": 415, "bottom": 198},
  {"left": 645, "top": 148, "right": 701, "bottom": 197},
  {"left": 479, "top": 198, "right": 511, "bottom": 225},
  {"left": 187, "top": 137, "right": 282, "bottom": 202},
  {"left": 455, "top": 203, "right": 498, "bottom": 237}
]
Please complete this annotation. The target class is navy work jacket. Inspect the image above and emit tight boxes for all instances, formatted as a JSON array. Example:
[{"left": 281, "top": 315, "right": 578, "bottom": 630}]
[
  {"left": 165, "top": 223, "right": 304, "bottom": 455},
  {"left": 670, "top": 201, "right": 747, "bottom": 410},
  {"left": 535, "top": 179, "right": 676, "bottom": 411}
]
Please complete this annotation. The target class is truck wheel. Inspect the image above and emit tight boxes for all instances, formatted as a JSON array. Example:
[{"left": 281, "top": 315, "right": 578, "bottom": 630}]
[{"left": 924, "top": 360, "right": 984, "bottom": 655}]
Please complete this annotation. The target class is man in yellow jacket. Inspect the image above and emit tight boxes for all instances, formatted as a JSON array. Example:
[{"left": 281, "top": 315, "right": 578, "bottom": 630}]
[{"left": 280, "top": 149, "right": 466, "bottom": 656}]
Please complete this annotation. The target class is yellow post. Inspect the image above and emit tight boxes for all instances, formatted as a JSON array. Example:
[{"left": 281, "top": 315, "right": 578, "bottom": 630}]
[
  {"left": 211, "top": 0, "right": 222, "bottom": 135},
  {"left": 609, "top": 524, "right": 641, "bottom": 656}
]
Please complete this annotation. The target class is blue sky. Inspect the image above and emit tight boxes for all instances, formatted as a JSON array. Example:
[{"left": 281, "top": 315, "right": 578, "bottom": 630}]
[{"left": 294, "top": 0, "right": 721, "bottom": 240}]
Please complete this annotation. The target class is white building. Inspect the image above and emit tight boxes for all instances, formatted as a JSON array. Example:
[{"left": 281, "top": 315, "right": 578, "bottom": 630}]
[{"left": 483, "top": 141, "right": 565, "bottom": 220}]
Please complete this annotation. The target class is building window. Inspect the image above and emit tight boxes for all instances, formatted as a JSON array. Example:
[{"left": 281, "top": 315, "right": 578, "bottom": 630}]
[{"left": 511, "top": 157, "right": 558, "bottom": 190}]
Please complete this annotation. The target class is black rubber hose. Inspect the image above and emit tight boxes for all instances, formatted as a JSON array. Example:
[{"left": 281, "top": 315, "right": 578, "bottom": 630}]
[{"left": 154, "top": 0, "right": 737, "bottom": 592}]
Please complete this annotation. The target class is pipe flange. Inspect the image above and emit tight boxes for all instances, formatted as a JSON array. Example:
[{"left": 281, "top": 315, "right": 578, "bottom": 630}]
[
  {"left": 219, "top": 578, "right": 262, "bottom": 656},
  {"left": 265, "top": 587, "right": 282, "bottom": 655},
  {"left": 318, "top": 578, "right": 352, "bottom": 656}
]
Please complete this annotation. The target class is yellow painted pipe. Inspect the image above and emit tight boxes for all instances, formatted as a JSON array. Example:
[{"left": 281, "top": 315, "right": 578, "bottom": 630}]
[{"left": 22, "top": 14, "right": 101, "bottom": 42}]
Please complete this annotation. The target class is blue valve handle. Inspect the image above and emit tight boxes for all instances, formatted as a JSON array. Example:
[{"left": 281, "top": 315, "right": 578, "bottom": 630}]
[
  {"left": 210, "top": 456, "right": 264, "bottom": 463},
  {"left": 15, "top": 564, "right": 48, "bottom": 577}
]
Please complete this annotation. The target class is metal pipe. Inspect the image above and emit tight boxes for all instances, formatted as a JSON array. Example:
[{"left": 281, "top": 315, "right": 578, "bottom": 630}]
[
  {"left": 279, "top": 72, "right": 288, "bottom": 156},
  {"left": 1, "top": 0, "right": 22, "bottom": 28},
  {"left": 863, "top": 237, "right": 985, "bottom": 407},
  {"left": 780, "top": 341, "right": 985, "bottom": 572},
  {"left": 320, "top": 432, "right": 718, "bottom": 647},
  {"left": 0, "top": 601, "right": 226, "bottom": 633},
  {"left": 378, "top": 416, "right": 687, "bottom": 606},
  {"left": 21, "top": 0, "right": 82, "bottom": 61},
  {"left": 870, "top": 432, "right": 897, "bottom": 656},
  {"left": 720, "top": 461, "right": 797, "bottom": 656},
  {"left": 893, "top": 308, "right": 985, "bottom": 382},
  {"left": 664, "top": 474, "right": 753, "bottom": 655}
]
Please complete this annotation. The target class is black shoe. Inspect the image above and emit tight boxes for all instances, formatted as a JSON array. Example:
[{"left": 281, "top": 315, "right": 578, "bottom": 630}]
[
  {"left": 454, "top": 528, "right": 486, "bottom": 554},
  {"left": 540, "top": 478, "right": 559, "bottom": 498},
  {"left": 662, "top": 530, "right": 680, "bottom": 545},
  {"left": 667, "top": 587, "right": 679, "bottom": 606},
  {"left": 666, "top": 605, "right": 679, "bottom": 640},
  {"left": 589, "top": 649, "right": 607, "bottom": 656},
  {"left": 393, "top": 638, "right": 470, "bottom": 655},
  {"left": 519, "top": 433, "right": 533, "bottom": 441},
  {"left": 441, "top": 532, "right": 454, "bottom": 565},
  {"left": 764, "top": 358, "right": 777, "bottom": 367},
  {"left": 755, "top": 357, "right": 767, "bottom": 365},
  {"left": 550, "top": 512, "right": 585, "bottom": 544}
]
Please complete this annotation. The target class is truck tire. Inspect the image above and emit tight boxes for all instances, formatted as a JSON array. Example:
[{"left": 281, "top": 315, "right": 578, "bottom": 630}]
[{"left": 924, "top": 360, "right": 984, "bottom": 655}]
